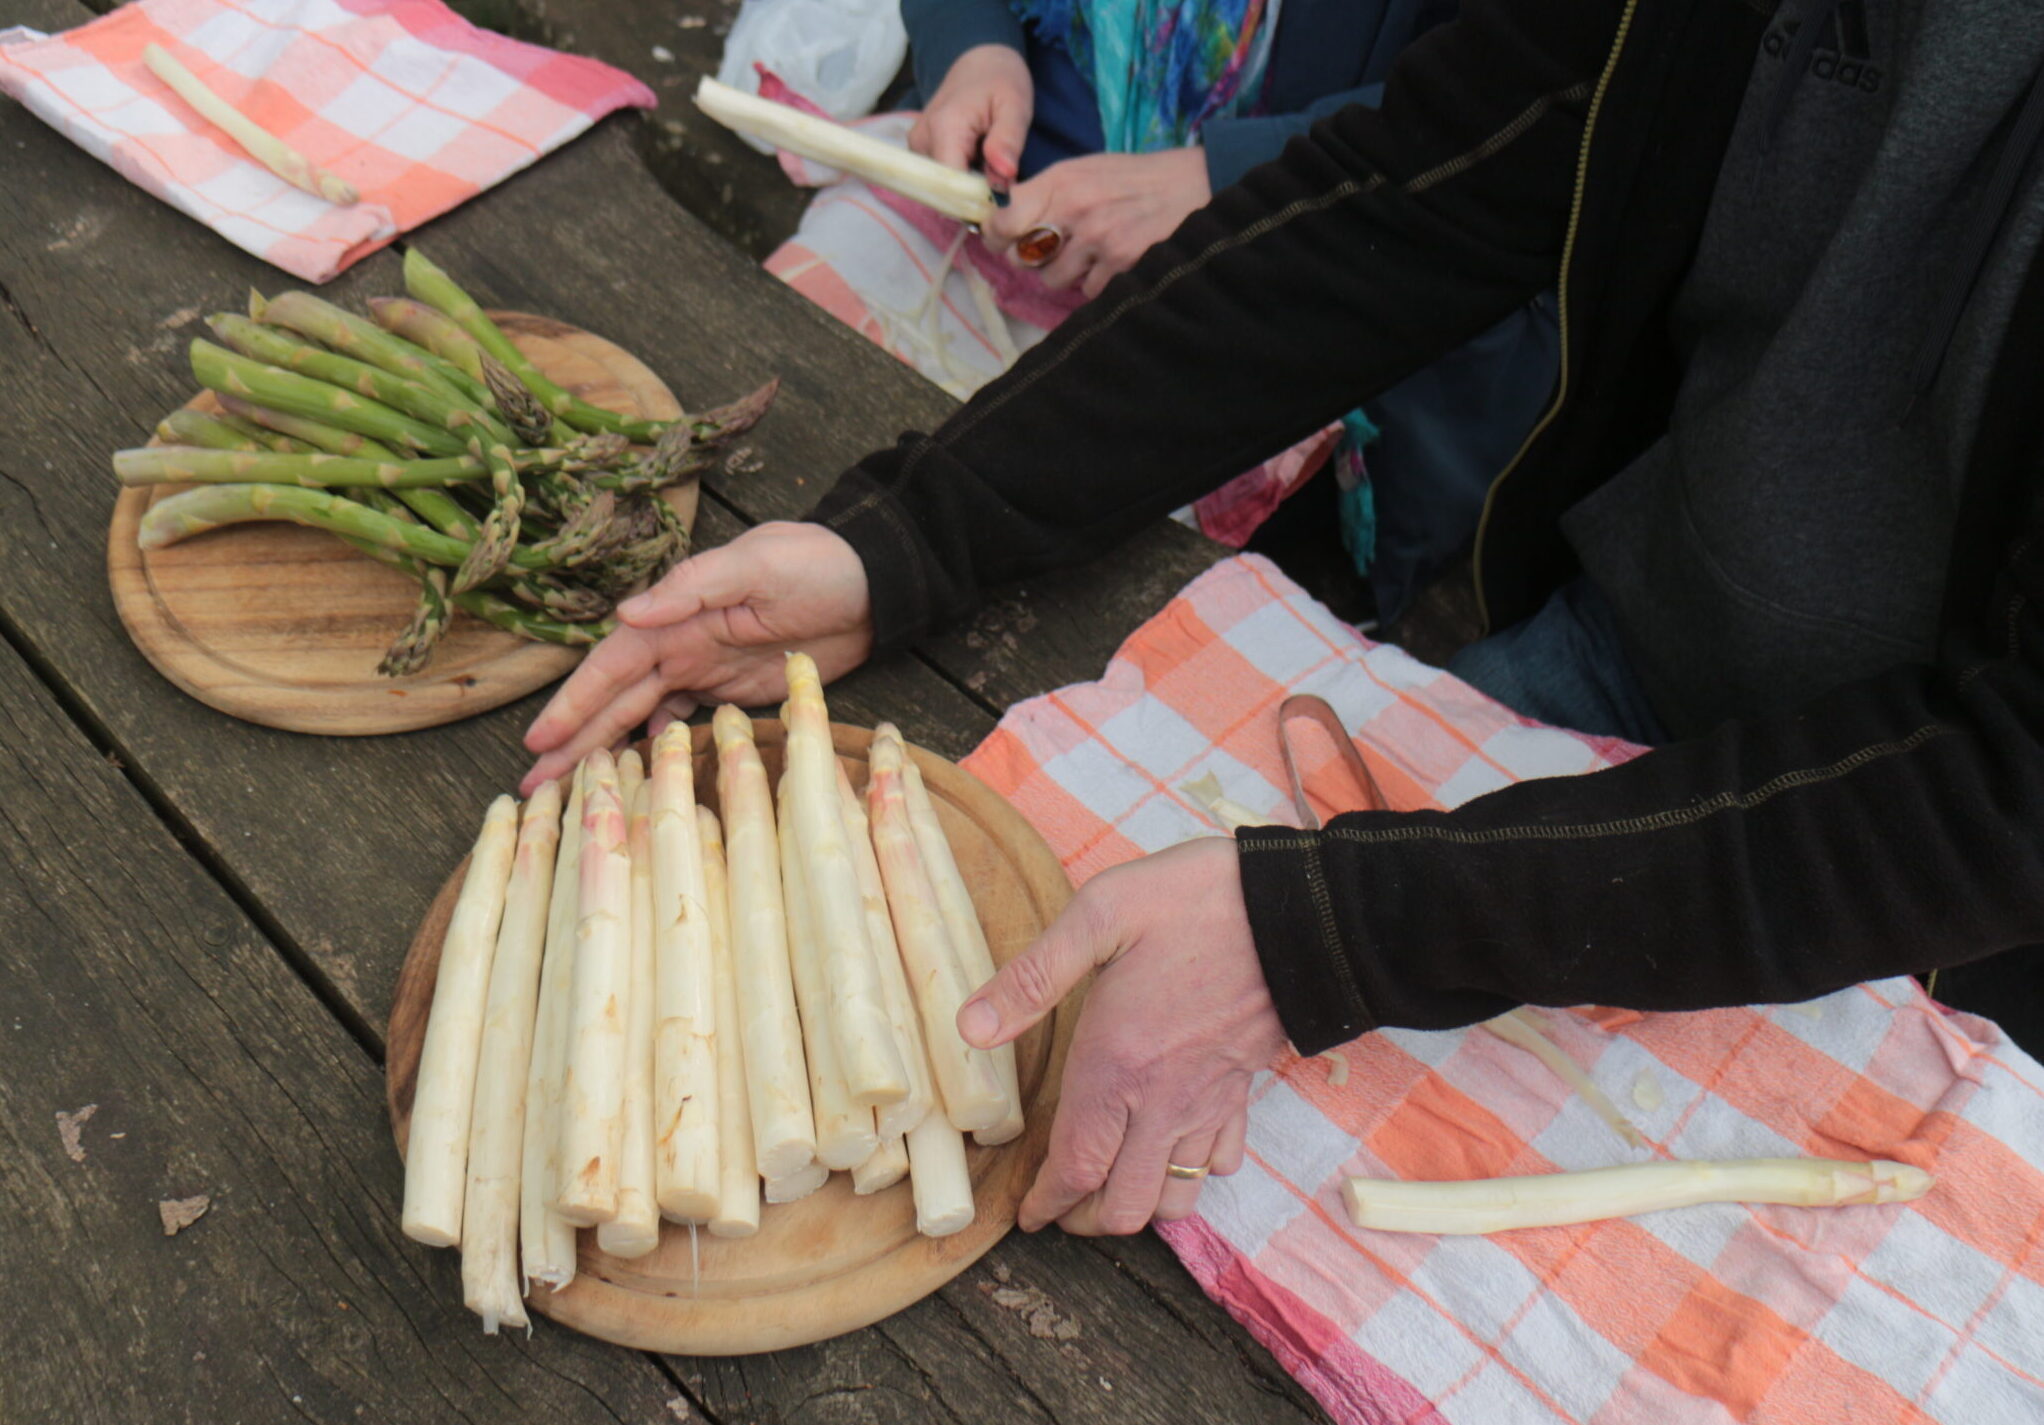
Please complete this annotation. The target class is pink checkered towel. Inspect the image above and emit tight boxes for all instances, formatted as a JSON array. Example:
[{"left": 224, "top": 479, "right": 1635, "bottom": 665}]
[
  {"left": 959, "top": 553, "right": 2044, "bottom": 1425},
  {"left": 0, "top": 0, "right": 654, "bottom": 282}
]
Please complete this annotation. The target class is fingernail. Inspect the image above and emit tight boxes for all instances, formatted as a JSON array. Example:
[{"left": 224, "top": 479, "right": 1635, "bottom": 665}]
[{"left": 958, "top": 998, "right": 999, "bottom": 1047}]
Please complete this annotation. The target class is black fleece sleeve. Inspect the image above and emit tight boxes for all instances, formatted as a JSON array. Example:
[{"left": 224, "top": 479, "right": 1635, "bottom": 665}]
[
  {"left": 811, "top": 0, "right": 1622, "bottom": 659},
  {"left": 1239, "top": 486, "right": 2044, "bottom": 1053}
]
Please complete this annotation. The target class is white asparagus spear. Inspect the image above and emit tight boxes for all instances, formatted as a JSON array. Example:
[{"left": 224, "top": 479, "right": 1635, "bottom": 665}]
[
  {"left": 866, "top": 730, "right": 1008, "bottom": 1133},
  {"left": 598, "top": 784, "right": 661, "bottom": 1257},
  {"left": 693, "top": 77, "right": 992, "bottom": 224},
  {"left": 616, "top": 748, "right": 645, "bottom": 815},
  {"left": 141, "top": 43, "right": 359, "bottom": 205},
  {"left": 901, "top": 756, "right": 1024, "bottom": 1146},
  {"left": 712, "top": 707, "right": 817, "bottom": 1178},
  {"left": 852, "top": 1136, "right": 910, "bottom": 1196},
  {"left": 697, "top": 807, "right": 761, "bottom": 1238},
  {"left": 460, "top": 784, "right": 560, "bottom": 1331},
  {"left": 763, "top": 1160, "right": 832, "bottom": 1204},
  {"left": 555, "top": 753, "right": 632, "bottom": 1225},
  {"left": 403, "top": 795, "right": 520, "bottom": 1247},
  {"left": 649, "top": 725, "right": 720, "bottom": 1221},
  {"left": 905, "top": 1076, "right": 977, "bottom": 1237},
  {"left": 1342, "top": 1157, "right": 1935, "bottom": 1235},
  {"left": 520, "top": 766, "right": 585, "bottom": 1290},
  {"left": 783, "top": 655, "right": 909, "bottom": 1108},
  {"left": 836, "top": 762, "right": 935, "bottom": 1141},
  {"left": 778, "top": 775, "right": 881, "bottom": 1171}
]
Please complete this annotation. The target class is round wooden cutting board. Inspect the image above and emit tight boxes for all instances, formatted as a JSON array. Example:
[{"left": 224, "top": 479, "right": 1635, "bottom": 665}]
[
  {"left": 386, "top": 722, "right": 1079, "bottom": 1355},
  {"left": 106, "top": 313, "right": 693, "bottom": 736}
]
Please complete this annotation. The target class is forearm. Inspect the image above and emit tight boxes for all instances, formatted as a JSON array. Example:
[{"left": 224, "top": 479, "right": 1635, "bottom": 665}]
[
  {"left": 814, "top": 0, "right": 1621, "bottom": 655},
  {"left": 1240, "top": 500, "right": 2044, "bottom": 1052},
  {"left": 901, "top": 0, "right": 1025, "bottom": 103}
]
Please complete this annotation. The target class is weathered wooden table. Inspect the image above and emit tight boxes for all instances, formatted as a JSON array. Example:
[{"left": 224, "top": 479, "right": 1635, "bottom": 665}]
[{"left": 0, "top": 4, "right": 1328, "bottom": 1419}]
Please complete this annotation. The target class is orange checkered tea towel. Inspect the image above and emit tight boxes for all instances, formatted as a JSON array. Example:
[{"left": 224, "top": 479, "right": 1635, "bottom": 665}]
[
  {"left": 960, "top": 553, "right": 2044, "bottom": 1425},
  {"left": 0, "top": 0, "right": 654, "bottom": 282}
]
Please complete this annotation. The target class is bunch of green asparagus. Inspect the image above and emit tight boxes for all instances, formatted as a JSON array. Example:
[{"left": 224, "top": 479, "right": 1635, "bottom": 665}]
[{"left": 116, "top": 248, "right": 778, "bottom": 677}]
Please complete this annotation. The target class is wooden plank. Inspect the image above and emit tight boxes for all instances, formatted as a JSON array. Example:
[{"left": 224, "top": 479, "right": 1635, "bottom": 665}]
[{"left": 0, "top": 634, "right": 690, "bottom": 1424}]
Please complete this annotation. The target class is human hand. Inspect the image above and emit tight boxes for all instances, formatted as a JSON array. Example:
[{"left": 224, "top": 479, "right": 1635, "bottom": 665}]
[
  {"left": 519, "top": 522, "right": 873, "bottom": 794},
  {"left": 909, "top": 43, "right": 1034, "bottom": 187},
  {"left": 983, "top": 148, "right": 1212, "bottom": 298},
  {"left": 957, "top": 837, "right": 1288, "bottom": 1233}
]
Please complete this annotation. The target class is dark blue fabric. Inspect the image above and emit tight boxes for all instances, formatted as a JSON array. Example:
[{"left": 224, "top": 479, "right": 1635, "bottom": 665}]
[
  {"left": 1017, "top": 28, "right": 1106, "bottom": 177},
  {"left": 1365, "top": 291, "right": 1560, "bottom": 621},
  {"left": 900, "top": 0, "right": 1025, "bottom": 108},
  {"left": 1202, "top": 82, "right": 1385, "bottom": 189},
  {"left": 1447, "top": 579, "right": 1670, "bottom": 745}
]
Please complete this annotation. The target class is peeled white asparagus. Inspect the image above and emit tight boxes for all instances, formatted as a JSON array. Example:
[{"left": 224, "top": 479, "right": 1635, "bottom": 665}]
[
  {"left": 141, "top": 43, "right": 359, "bottom": 205},
  {"left": 851, "top": 1135, "right": 910, "bottom": 1196},
  {"left": 697, "top": 807, "right": 761, "bottom": 1238},
  {"left": 902, "top": 756, "right": 1023, "bottom": 1146},
  {"left": 712, "top": 707, "right": 817, "bottom": 1178},
  {"left": 783, "top": 655, "right": 909, "bottom": 1108},
  {"left": 1342, "top": 1157, "right": 1935, "bottom": 1236},
  {"left": 904, "top": 1078, "right": 977, "bottom": 1237},
  {"left": 835, "top": 762, "right": 935, "bottom": 1141},
  {"left": 403, "top": 794, "right": 519, "bottom": 1247},
  {"left": 649, "top": 724, "right": 720, "bottom": 1222},
  {"left": 1481, "top": 1008, "right": 1645, "bottom": 1150},
  {"left": 763, "top": 1160, "right": 832, "bottom": 1204},
  {"left": 867, "top": 729, "right": 1008, "bottom": 1133},
  {"left": 520, "top": 766, "right": 585, "bottom": 1291},
  {"left": 778, "top": 775, "right": 880, "bottom": 1171},
  {"left": 555, "top": 753, "right": 632, "bottom": 1225},
  {"left": 460, "top": 784, "right": 560, "bottom": 1331},
  {"left": 598, "top": 784, "right": 661, "bottom": 1258},
  {"left": 693, "top": 77, "right": 993, "bottom": 225},
  {"left": 616, "top": 748, "right": 644, "bottom": 814}
]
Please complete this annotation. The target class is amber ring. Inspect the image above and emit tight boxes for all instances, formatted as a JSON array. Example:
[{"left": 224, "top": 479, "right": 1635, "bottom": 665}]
[{"left": 1013, "top": 223, "right": 1067, "bottom": 268}]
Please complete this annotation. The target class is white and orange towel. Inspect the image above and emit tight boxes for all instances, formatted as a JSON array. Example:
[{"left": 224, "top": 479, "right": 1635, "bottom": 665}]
[
  {"left": 961, "top": 553, "right": 2044, "bottom": 1424},
  {"left": 0, "top": 0, "right": 653, "bottom": 282}
]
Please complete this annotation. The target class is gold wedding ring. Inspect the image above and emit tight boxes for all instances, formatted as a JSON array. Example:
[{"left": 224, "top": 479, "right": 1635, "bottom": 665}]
[{"left": 1164, "top": 1161, "right": 1210, "bottom": 1182}]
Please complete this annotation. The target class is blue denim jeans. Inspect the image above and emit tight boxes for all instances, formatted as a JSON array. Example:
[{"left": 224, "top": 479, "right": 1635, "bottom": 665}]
[{"left": 1447, "top": 579, "right": 1669, "bottom": 745}]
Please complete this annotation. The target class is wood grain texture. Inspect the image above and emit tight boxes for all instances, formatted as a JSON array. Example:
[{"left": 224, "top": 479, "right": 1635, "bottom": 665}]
[
  {"left": 0, "top": 633, "right": 692, "bottom": 1425},
  {"left": 385, "top": 721, "right": 1076, "bottom": 1355},
  {"left": 106, "top": 313, "right": 692, "bottom": 734}
]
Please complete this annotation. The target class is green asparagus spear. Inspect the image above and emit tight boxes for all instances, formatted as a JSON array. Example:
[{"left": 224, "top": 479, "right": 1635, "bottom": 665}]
[
  {"left": 205, "top": 317, "right": 516, "bottom": 450},
  {"left": 403, "top": 248, "right": 667, "bottom": 443},
  {"left": 137, "top": 482, "right": 557, "bottom": 573},
  {"left": 115, "top": 447, "right": 490, "bottom": 488},
  {"left": 189, "top": 339, "right": 468, "bottom": 457},
  {"left": 451, "top": 433, "right": 524, "bottom": 594},
  {"left": 156, "top": 409, "right": 311, "bottom": 455},
  {"left": 257, "top": 290, "right": 484, "bottom": 406}
]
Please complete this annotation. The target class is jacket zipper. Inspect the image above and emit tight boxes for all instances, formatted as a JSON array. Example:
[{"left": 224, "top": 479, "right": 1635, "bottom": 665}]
[{"left": 1470, "top": 0, "right": 1642, "bottom": 634}]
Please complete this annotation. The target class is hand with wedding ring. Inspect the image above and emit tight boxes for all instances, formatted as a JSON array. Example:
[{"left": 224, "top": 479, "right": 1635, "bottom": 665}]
[
  {"left": 982, "top": 148, "right": 1212, "bottom": 298},
  {"left": 955, "top": 837, "right": 1288, "bottom": 1234}
]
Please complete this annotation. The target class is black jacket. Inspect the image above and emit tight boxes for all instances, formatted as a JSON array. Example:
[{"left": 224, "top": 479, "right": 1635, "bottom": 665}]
[{"left": 812, "top": 0, "right": 2044, "bottom": 1052}]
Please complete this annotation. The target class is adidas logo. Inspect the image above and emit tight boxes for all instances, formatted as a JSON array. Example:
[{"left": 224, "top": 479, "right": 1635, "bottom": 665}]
[{"left": 1764, "top": 0, "right": 1884, "bottom": 94}]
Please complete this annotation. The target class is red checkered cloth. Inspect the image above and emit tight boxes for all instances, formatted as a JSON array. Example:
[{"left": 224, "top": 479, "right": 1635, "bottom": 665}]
[
  {"left": 960, "top": 553, "right": 2044, "bottom": 1424},
  {"left": 0, "top": 0, "right": 654, "bottom": 282}
]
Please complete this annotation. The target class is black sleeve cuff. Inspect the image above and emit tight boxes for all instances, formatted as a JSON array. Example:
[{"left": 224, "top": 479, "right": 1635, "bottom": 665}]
[
  {"left": 808, "top": 455, "right": 940, "bottom": 663},
  {"left": 1235, "top": 825, "right": 1376, "bottom": 1054}
]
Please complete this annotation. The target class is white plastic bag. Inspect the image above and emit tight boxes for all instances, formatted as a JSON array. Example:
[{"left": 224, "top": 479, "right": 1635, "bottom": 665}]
[{"left": 716, "top": 0, "right": 907, "bottom": 146}]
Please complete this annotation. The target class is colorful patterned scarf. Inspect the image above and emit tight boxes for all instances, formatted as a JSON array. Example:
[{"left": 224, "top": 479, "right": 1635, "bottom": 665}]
[{"left": 1012, "top": 0, "right": 1278, "bottom": 153}]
